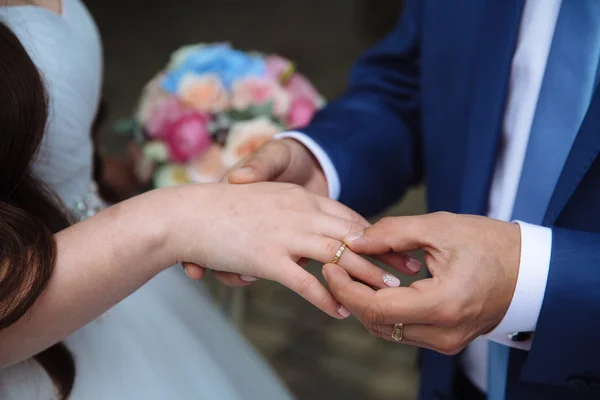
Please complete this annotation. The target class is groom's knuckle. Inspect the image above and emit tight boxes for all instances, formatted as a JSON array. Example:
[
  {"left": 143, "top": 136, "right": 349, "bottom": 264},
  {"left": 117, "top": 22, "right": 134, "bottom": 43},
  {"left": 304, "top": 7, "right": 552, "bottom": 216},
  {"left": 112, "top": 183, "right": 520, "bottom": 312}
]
[
  {"left": 361, "top": 299, "right": 385, "bottom": 325},
  {"left": 437, "top": 303, "right": 461, "bottom": 326}
]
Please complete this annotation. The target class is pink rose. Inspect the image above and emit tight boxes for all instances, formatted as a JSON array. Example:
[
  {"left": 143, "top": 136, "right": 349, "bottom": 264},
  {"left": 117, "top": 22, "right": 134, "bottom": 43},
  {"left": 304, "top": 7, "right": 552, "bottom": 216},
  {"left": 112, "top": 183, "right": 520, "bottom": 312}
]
[
  {"left": 222, "top": 117, "right": 282, "bottom": 167},
  {"left": 231, "top": 77, "right": 290, "bottom": 116},
  {"left": 265, "top": 55, "right": 295, "bottom": 83},
  {"left": 144, "top": 97, "right": 193, "bottom": 139},
  {"left": 178, "top": 73, "right": 230, "bottom": 113},
  {"left": 164, "top": 113, "right": 213, "bottom": 163},
  {"left": 286, "top": 73, "right": 322, "bottom": 105},
  {"left": 287, "top": 97, "right": 317, "bottom": 129}
]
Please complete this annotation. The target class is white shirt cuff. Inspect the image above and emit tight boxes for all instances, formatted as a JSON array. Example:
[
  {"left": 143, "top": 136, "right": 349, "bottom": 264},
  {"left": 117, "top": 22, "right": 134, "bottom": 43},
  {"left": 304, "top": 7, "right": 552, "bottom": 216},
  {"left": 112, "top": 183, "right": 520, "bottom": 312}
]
[
  {"left": 486, "top": 221, "right": 552, "bottom": 350},
  {"left": 274, "top": 131, "right": 341, "bottom": 200}
]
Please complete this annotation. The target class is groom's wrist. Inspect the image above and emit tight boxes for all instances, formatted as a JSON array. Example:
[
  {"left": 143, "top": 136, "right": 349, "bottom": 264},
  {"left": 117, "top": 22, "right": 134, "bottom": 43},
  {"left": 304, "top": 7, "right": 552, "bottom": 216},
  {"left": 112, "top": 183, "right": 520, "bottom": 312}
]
[
  {"left": 275, "top": 131, "right": 341, "bottom": 200},
  {"left": 486, "top": 222, "right": 552, "bottom": 349}
]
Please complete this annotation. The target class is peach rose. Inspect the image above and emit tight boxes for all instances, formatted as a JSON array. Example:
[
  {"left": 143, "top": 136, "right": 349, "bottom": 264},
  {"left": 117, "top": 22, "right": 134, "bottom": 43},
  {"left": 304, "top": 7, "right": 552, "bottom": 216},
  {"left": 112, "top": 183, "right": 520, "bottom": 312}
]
[
  {"left": 137, "top": 72, "right": 169, "bottom": 125},
  {"left": 231, "top": 77, "right": 290, "bottom": 117},
  {"left": 222, "top": 117, "right": 282, "bottom": 167},
  {"left": 178, "top": 73, "right": 230, "bottom": 113}
]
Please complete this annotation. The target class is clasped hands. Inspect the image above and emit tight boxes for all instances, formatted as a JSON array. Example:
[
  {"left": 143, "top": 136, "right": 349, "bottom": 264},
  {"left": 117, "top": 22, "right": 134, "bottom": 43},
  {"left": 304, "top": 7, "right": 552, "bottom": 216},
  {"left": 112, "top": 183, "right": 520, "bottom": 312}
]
[{"left": 186, "top": 140, "right": 522, "bottom": 355}]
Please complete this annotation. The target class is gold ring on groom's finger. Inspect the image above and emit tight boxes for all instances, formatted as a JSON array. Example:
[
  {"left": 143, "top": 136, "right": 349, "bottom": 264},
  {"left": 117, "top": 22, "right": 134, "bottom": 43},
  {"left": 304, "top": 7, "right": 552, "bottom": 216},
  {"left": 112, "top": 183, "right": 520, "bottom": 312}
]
[
  {"left": 332, "top": 243, "right": 347, "bottom": 264},
  {"left": 392, "top": 323, "right": 404, "bottom": 342}
]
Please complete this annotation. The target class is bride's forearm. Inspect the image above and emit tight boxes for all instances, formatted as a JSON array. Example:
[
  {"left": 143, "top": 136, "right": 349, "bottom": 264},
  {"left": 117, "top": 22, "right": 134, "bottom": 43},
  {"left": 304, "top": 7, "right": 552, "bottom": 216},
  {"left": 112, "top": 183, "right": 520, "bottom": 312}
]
[{"left": 0, "top": 189, "right": 175, "bottom": 367}]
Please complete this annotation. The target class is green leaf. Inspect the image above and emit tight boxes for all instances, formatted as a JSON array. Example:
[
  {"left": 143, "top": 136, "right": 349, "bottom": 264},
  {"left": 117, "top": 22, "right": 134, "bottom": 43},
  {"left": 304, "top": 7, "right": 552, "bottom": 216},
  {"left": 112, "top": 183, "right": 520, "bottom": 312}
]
[
  {"left": 227, "top": 109, "right": 254, "bottom": 122},
  {"left": 249, "top": 101, "right": 274, "bottom": 117}
]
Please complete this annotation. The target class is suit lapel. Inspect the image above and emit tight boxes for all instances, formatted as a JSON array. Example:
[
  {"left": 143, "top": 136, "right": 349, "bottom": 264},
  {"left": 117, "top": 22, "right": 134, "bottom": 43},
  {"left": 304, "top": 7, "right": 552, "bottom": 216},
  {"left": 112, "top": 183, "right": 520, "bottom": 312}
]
[
  {"left": 459, "top": 0, "right": 525, "bottom": 215},
  {"left": 543, "top": 86, "right": 600, "bottom": 226}
]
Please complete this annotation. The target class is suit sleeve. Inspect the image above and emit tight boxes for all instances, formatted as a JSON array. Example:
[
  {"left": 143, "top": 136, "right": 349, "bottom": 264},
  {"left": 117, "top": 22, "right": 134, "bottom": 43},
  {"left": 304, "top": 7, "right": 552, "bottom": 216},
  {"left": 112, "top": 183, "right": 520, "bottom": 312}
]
[
  {"left": 520, "top": 227, "right": 600, "bottom": 386},
  {"left": 299, "top": 0, "right": 423, "bottom": 217}
]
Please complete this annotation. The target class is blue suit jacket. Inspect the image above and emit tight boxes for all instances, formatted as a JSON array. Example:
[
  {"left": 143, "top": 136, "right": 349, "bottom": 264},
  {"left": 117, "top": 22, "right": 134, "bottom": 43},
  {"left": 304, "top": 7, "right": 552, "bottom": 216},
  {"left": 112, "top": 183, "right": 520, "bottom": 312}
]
[{"left": 302, "top": 1, "right": 600, "bottom": 399}]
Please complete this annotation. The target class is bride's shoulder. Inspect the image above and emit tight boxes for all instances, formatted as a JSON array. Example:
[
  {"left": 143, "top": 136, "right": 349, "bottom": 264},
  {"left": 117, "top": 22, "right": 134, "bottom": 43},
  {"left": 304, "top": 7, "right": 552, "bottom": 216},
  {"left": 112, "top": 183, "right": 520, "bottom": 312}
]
[{"left": 0, "top": 2, "right": 70, "bottom": 79}]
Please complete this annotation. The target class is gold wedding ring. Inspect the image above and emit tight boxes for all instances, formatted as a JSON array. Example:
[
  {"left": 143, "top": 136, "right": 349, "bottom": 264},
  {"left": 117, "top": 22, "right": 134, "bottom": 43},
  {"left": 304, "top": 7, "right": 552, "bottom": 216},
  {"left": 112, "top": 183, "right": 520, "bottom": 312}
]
[
  {"left": 331, "top": 243, "right": 347, "bottom": 264},
  {"left": 392, "top": 323, "right": 404, "bottom": 342}
]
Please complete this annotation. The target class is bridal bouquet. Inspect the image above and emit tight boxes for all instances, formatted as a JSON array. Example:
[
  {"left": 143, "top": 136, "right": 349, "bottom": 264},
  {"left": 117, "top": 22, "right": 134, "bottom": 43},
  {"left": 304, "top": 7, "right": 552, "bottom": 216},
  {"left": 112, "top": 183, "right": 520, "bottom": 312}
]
[{"left": 131, "top": 43, "right": 325, "bottom": 188}]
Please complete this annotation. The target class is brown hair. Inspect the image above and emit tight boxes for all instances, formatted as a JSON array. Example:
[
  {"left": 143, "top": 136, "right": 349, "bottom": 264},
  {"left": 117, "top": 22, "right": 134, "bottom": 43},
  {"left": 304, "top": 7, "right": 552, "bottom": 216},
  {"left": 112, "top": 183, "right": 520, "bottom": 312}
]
[{"left": 0, "top": 21, "right": 75, "bottom": 398}]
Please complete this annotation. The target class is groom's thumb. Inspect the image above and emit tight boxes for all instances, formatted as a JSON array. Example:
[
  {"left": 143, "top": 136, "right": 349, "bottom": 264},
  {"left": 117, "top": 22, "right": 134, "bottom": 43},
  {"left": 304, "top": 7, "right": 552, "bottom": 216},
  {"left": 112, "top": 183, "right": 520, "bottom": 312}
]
[
  {"left": 344, "top": 216, "right": 429, "bottom": 252},
  {"left": 343, "top": 216, "right": 430, "bottom": 271},
  {"left": 226, "top": 141, "right": 289, "bottom": 184}
]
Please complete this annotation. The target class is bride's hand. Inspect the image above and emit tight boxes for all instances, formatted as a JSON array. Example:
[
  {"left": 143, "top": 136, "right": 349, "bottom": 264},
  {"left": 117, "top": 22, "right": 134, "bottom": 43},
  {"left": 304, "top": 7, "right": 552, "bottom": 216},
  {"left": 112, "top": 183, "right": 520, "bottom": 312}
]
[{"left": 161, "top": 182, "right": 399, "bottom": 319}]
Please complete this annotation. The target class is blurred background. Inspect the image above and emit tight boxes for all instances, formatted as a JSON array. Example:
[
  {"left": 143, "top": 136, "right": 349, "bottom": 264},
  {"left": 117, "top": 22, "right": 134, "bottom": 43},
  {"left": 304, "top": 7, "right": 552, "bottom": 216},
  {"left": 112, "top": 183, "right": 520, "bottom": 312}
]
[{"left": 86, "top": 1, "right": 426, "bottom": 399}]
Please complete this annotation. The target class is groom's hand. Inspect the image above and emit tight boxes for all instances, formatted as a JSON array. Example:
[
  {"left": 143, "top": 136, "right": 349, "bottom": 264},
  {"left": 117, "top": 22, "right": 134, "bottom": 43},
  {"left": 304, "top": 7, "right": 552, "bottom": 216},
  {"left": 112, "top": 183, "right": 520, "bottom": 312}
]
[
  {"left": 225, "top": 139, "right": 329, "bottom": 196},
  {"left": 323, "top": 213, "right": 521, "bottom": 355}
]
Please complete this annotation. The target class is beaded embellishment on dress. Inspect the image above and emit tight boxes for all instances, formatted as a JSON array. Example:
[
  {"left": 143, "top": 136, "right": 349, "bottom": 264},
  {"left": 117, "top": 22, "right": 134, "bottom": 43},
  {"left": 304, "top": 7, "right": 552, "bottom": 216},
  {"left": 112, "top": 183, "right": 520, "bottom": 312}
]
[{"left": 70, "top": 183, "right": 107, "bottom": 222}]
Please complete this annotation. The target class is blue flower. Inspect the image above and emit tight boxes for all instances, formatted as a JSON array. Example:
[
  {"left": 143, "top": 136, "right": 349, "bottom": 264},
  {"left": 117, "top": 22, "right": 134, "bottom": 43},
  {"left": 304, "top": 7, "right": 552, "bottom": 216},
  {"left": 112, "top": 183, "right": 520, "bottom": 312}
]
[{"left": 162, "top": 43, "right": 266, "bottom": 93}]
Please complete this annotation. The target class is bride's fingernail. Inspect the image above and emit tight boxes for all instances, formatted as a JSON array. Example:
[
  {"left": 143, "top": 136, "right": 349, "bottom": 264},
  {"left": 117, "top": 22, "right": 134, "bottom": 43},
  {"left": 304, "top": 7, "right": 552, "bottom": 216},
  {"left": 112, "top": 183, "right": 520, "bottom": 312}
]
[
  {"left": 406, "top": 257, "right": 422, "bottom": 273},
  {"left": 241, "top": 275, "right": 259, "bottom": 282},
  {"left": 343, "top": 231, "right": 364, "bottom": 243},
  {"left": 338, "top": 306, "right": 351, "bottom": 318},
  {"left": 383, "top": 274, "right": 401, "bottom": 288}
]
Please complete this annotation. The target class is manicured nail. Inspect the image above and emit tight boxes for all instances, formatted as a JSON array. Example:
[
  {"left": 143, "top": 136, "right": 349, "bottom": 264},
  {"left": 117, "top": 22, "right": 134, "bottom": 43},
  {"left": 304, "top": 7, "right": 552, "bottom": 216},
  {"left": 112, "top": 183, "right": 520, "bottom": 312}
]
[
  {"left": 343, "top": 230, "right": 364, "bottom": 244},
  {"left": 383, "top": 274, "right": 401, "bottom": 288},
  {"left": 406, "top": 257, "right": 422, "bottom": 273},
  {"left": 241, "top": 275, "right": 259, "bottom": 282},
  {"left": 338, "top": 306, "right": 351, "bottom": 318},
  {"left": 237, "top": 167, "right": 253, "bottom": 174}
]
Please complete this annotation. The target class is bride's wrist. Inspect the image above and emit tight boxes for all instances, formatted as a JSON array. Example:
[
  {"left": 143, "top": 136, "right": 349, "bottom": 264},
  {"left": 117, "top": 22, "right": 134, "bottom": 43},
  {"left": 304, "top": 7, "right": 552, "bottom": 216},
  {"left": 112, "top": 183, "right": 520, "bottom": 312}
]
[
  {"left": 147, "top": 185, "right": 215, "bottom": 269},
  {"left": 113, "top": 188, "right": 179, "bottom": 273}
]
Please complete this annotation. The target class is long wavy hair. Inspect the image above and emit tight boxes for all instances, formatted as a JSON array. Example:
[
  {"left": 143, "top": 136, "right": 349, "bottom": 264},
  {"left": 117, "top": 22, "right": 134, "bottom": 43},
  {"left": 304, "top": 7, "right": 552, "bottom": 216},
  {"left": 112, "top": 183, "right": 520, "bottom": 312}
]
[{"left": 0, "top": 20, "right": 76, "bottom": 398}]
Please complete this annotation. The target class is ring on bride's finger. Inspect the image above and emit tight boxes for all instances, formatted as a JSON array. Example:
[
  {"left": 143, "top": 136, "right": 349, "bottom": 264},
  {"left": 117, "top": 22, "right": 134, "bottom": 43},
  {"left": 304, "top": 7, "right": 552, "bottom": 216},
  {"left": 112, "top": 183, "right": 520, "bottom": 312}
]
[
  {"left": 392, "top": 323, "right": 404, "bottom": 342},
  {"left": 332, "top": 243, "right": 347, "bottom": 264}
]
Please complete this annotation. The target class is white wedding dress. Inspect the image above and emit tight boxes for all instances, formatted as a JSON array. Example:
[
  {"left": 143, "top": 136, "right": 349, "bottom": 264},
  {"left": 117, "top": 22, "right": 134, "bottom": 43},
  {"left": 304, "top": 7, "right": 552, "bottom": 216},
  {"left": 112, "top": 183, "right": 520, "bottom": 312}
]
[{"left": 0, "top": 2, "right": 293, "bottom": 399}]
